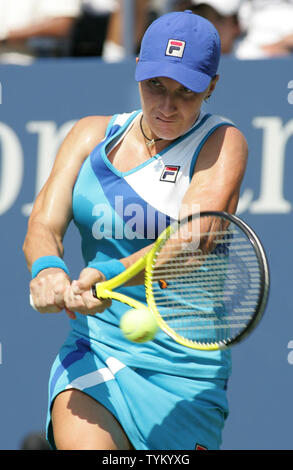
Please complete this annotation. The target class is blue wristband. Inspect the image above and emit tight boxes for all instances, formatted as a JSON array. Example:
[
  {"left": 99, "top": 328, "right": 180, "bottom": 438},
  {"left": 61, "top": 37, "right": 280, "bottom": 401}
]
[
  {"left": 31, "top": 256, "right": 70, "bottom": 279},
  {"left": 87, "top": 259, "right": 126, "bottom": 280}
]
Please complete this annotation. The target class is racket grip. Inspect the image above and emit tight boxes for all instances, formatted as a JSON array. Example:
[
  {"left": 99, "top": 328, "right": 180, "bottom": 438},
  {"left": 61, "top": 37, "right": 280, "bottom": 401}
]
[
  {"left": 91, "top": 284, "right": 110, "bottom": 300},
  {"left": 91, "top": 283, "right": 145, "bottom": 310},
  {"left": 92, "top": 285, "right": 98, "bottom": 298}
]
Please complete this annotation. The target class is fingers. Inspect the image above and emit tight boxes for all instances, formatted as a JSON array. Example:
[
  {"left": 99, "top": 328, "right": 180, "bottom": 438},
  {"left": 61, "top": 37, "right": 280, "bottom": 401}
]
[
  {"left": 64, "top": 282, "right": 112, "bottom": 316},
  {"left": 65, "top": 308, "right": 77, "bottom": 320},
  {"left": 63, "top": 268, "right": 111, "bottom": 316},
  {"left": 71, "top": 267, "right": 106, "bottom": 295},
  {"left": 30, "top": 268, "right": 71, "bottom": 314},
  {"left": 30, "top": 267, "right": 111, "bottom": 317}
]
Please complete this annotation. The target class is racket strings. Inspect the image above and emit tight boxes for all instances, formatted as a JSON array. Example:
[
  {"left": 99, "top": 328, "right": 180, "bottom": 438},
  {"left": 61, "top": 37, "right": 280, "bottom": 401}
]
[{"left": 149, "top": 217, "right": 262, "bottom": 346}]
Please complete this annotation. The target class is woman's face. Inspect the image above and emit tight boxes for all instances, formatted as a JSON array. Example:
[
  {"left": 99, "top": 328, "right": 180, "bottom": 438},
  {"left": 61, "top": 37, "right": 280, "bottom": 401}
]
[{"left": 139, "top": 76, "right": 218, "bottom": 141}]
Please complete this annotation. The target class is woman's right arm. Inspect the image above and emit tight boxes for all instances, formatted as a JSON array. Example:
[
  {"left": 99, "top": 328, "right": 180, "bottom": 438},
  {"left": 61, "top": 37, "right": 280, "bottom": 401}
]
[{"left": 23, "top": 115, "right": 112, "bottom": 315}]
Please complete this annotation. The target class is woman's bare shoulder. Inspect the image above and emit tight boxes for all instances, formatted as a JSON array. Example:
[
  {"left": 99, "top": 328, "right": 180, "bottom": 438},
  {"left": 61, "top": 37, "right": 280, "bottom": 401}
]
[{"left": 68, "top": 115, "right": 113, "bottom": 150}]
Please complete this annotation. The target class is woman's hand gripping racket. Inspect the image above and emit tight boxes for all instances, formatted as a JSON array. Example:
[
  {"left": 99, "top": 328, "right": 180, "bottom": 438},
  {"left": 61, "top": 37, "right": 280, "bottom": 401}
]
[{"left": 92, "top": 211, "right": 270, "bottom": 351}]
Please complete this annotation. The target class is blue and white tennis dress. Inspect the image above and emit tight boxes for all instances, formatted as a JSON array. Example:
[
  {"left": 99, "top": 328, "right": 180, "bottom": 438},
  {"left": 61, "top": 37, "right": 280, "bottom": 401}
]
[{"left": 46, "top": 110, "right": 235, "bottom": 450}]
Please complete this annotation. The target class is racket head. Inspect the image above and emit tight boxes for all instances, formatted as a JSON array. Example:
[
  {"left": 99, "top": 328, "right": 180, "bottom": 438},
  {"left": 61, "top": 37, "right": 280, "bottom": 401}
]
[{"left": 145, "top": 211, "right": 270, "bottom": 350}]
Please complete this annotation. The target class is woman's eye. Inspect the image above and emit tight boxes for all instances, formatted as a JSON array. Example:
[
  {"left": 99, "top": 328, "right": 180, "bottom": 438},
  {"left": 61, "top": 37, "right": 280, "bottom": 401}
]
[
  {"left": 182, "top": 87, "right": 192, "bottom": 94},
  {"left": 149, "top": 79, "right": 160, "bottom": 86},
  {"left": 146, "top": 79, "right": 165, "bottom": 93}
]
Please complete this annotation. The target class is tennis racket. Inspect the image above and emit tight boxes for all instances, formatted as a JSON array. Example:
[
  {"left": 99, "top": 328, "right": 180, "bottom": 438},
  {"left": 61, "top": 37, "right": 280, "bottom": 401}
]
[{"left": 92, "top": 211, "right": 270, "bottom": 351}]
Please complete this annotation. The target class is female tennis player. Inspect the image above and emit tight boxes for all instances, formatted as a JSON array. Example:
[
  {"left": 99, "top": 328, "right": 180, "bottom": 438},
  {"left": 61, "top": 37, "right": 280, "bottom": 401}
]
[{"left": 24, "top": 10, "right": 248, "bottom": 450}]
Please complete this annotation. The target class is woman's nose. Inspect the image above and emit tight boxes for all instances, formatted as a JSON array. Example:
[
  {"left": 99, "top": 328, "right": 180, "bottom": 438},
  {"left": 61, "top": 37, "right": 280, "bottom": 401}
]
[{"left": 158, "top": 94, "right": 177, "bottom": 116}]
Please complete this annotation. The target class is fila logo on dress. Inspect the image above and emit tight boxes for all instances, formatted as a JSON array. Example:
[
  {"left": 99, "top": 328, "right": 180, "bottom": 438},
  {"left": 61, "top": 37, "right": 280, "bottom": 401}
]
[
  {"left": 166, "top": 39, "right": 186, "bottom": 58},
  {"left": 160, "top": 165, "right": 180, "bottom": 183}
]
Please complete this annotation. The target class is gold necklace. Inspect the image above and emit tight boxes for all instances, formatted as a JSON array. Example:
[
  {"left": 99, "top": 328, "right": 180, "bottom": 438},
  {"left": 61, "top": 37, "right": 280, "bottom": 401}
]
[{"left": 140, "top": 115, "right": 163, "bottom": 148}]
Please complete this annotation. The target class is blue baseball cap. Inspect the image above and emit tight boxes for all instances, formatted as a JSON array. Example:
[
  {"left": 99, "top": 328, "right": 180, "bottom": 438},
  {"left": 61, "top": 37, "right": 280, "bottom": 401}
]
[{"left": 135, "top": 10, "right": 221, "bottom": 93}]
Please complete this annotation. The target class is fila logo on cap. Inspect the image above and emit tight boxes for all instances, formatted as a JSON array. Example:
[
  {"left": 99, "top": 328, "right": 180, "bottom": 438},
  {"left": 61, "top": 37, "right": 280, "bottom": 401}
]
[
  {"left": 166, "top": 39, "right": 186, "bottom": 58},
  {"left": 160, "top": 165, "right": 180, "bottom": 183}
]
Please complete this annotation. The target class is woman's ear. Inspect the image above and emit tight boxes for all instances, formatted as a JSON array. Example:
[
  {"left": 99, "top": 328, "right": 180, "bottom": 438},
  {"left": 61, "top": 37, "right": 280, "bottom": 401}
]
[
  {"left": 136, "top": 57, "right": 139, "bottom": 64},
  {"left": 205, "top": 74, "right": 219, "bottom": 99},
  {"left": 210, "top": 74, "right": 219, "bottom": 92}
]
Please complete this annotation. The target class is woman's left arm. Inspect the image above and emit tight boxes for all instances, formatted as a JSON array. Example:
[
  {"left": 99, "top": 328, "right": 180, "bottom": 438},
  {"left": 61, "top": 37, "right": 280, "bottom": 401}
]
[{"left": 180, "top": 125, "right": 248, "bottom": 217}]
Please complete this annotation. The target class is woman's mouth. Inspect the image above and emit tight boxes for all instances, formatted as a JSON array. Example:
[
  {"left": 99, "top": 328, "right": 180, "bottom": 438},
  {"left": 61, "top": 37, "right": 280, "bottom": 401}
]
[{"left": 156, "top": 115, "right": 177, "bottom": 123}]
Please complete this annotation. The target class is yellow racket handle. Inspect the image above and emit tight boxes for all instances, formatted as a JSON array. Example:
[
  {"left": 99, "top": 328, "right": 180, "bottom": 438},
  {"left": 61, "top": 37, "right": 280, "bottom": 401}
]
[
  {"left": 92, "top": 254, "right": 147, "bottom": 310},
  {"left": 92, "top": 220, "right": 176, "bottom": 300},
  {"left": 95, "top": 287, "right": 145, "bottom": 310}
]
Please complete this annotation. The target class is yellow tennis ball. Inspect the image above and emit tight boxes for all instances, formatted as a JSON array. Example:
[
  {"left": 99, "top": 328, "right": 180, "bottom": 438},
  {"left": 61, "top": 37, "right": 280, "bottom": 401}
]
[{"left": 120, "top": 308, "right": 158, "bottom": 343}]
